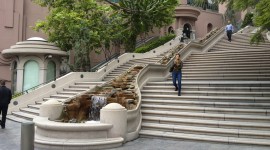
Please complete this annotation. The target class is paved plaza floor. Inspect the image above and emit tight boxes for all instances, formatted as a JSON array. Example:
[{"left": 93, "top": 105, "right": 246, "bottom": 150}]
[{"left": 1, "top": 119, "right": 270, "bottom": 150}]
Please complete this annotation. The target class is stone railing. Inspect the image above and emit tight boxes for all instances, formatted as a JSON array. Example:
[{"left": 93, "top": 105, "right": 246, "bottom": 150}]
[
  {"left": 266, "top": 31, "right": 270, "bottom": 42},
  {"left": 159, "top": 44, "right": 185, "bottom": 65},
  {"left": 198, "top": 27, "right": 220, "bottom": 43}
]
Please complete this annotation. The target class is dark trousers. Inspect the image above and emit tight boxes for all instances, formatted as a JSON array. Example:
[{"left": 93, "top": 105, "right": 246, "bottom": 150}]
[
  {"left": 227, "top": 30, "right": 232, "bottom": 41},
  {"left": 172, "top": 71, "right": 182, "bottom": 96},
  {"left": 0, "top": 105, "right": 8, "bottom": 128}
]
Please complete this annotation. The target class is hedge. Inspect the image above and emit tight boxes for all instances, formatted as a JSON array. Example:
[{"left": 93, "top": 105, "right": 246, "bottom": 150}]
[{"left": 134, "top": 34, "right": 176, "bottom": 53}]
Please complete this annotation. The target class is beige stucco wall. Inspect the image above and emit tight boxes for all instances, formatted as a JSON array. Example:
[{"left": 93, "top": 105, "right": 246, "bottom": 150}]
[{"left": 195, "top": 10, "right": 224, "bottom": 38}]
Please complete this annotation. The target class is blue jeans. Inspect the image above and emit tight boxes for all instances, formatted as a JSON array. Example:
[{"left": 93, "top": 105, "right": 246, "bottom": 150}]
[{"left": 172, "top": 71, "right": 182, "bottom": 96}]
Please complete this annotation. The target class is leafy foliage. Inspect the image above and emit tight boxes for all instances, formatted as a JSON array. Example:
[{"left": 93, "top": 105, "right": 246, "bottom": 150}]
[
  {"left": 104, "top": 0, "right": 178, "bottom": 52},
  {"left": 134, "top": 34, "right": 176, "bottom": 53},
  {"left": 34, "top": 0, "right": 125, "bottom": 71},
  {"left": 241, "top": 12, "right": 253, "bottom": 28},
  {"left": 216, "top": 0, "right": 270, "bottom": 44}
]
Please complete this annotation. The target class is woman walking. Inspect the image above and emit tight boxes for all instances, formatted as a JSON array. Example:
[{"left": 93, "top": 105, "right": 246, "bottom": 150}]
[{"left": 171, "top": 54, "right": 183, "bottom": 96}]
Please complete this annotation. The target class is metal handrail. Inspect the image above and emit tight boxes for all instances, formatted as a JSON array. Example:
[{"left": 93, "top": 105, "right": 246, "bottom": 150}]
[
  {"left": 12, "top": 72, "right": 70, "bottom": 99},
  {"left": 90, "top": 53, "right": 120, "bottom": 72},
  {"left": 187, "top": 0, "right": 218, "bottom": 12}
]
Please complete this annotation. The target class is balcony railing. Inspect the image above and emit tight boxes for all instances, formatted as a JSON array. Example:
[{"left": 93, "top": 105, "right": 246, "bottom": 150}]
[{"left": 187, "top": 0, "right": 218, "bottom": 12}]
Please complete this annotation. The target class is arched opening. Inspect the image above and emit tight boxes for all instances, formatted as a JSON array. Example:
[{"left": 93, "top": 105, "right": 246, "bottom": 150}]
[
  {"left": 183, "top": 23, "right": 192, "bottom": 38},
  {"left": 46, "top": 60, "right": 56, "bottom": 82},
  {"left": 11, "top": 61, "right": 17, "bottom": 93},
  {"left": 168, "top": 26, "right": 175, "bottom": 34},
  {"left": 207, "top": 23, "right": 213, "bottom": 33},
  {"left": 23, "top": 60, "right": 39, "bottom": 91}
]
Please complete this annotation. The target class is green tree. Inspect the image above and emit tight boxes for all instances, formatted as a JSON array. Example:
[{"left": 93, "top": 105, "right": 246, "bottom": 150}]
[
  {"left": 104, "top": 0, "right": 178, "bottom": 52},
  {"left": 34, "top": 0, "right": 125, "bottom": 71},
  {"left": 217, "top": 0, "right": 270, "bottom": 44}
]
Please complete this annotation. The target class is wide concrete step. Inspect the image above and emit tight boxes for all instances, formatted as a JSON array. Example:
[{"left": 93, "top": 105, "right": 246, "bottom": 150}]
[
  {"left": 191, "top": 51, "right": 270, "bottom": 58},
  {"left": 141, "top": 122, "right": 270, "bottom": 139},
  {"left": 57, "top": 91, "right": 80, "bottom": 95},
  {"left": 143, "top": 85, "right": 270, "bottom": 92},
  {"left": 183, "top": 63, "right": 270, "bottom": 69},
  {"left": 184, "top": 59, "right": 270, "bottom": 64},
  {"left": 43, "top": 97, "right": 67, "bottom": 102},
  {"left": 182, "top": 67, "right": 270, "bottom": 72},
  {"left": 75, "top": 81, "right": 104, "bottom": 85},
  {"left": 141, "top": 110, "right": 270, "bottom": 123},
  {"left": 11, "top": 111, "right": 37, "bottom": 121},
  {"left": 63, "top": 87, "right": 89, "bottom": 92},
  {"left": 182, "top": 70, "right": 270, "bottom": 74},
  {"left": 28, "top": 104, "right": 41, "bottom": 110},
  {"left": 213, "top": 43, "right": 269, "bottom": 49},
  {"left": 181, "top": 73, "right": 270, "bottom": 77},
  {"left": 20, "top": 107, "right": 39, "bottom": 115},
  {"left": 69, "top": 85, "right": 93, "bottom": 89},
  {"left": 142, "top": 94, "right": 270, "bottom": 103},
  {"left": 129, "top": 59, "right": 159, "bottom": 63},
  {"left": 210, "top": 47, "right": 269, "bottom": 52},
  {"left": 142, "top": 116, "right": 270, "bottom": 130},
  {"left": 142, "top": 99, "right": 270, "bottom": 109},
  {"left": 187, "top": 55, "right": 270, "bottom": 61},
  {"left": 141, "top": 104, "right": 269, "bottom": 115},
  {"left": 50, "top": 94, "right": 74, "bottom": 99},
  {"left": 7, "top": 114, "right": 32, "bottom": 123},
  {"left": 141, "top": 89, "right": 270, "bottom": 97},
  {"left": 180, "top": 76, "right": 270, "bottom": 81},
  {"left": 139, "top": 130, "right": 270, "bottom": 146},
  {"left": 220, "top": 36, "right": 270, "bottom": 43},
  {"left": 146, "top": 80, "right": 270, "bottom": 87},
  {"left": 191, "top": 50, "right": 270, "bottom": 56}
]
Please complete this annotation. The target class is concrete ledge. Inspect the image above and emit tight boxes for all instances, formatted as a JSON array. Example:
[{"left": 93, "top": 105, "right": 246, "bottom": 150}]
[
  {"left": 35, "top": 135, "right": 123, "bottom": 150},
  {"left": 34, "top": 117, "right": 113, "bottom": 131}
]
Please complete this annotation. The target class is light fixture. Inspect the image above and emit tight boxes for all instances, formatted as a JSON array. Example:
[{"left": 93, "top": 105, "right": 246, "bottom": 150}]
[{"left": 45, "top": 54, "right": 52, "bottom": 59}]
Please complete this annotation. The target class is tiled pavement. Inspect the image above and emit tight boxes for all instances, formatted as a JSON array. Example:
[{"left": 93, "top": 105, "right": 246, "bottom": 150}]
[{"left": 1, "top": 120, "right": 270, "bottom": 150}]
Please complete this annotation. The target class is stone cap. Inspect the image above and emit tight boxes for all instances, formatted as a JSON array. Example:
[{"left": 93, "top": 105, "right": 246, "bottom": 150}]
[{"left": 103, "top": 103, "right": 126, "bottom": 110}]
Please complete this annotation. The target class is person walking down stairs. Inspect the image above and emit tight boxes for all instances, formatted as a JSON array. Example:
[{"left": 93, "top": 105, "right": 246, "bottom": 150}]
[
  {"left": 225, "top": 21, "right": 234, "bottom": 42},
  {"left": 0, "top": 80, "right": 12, "bottom": 129},
  {"left": 170, "top": 54, "right": 183, "bottom": 96}
]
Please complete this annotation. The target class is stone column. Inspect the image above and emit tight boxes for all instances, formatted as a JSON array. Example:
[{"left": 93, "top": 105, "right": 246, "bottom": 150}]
[
  {"left": 100, "top": 103, "right": 127, "bottom": 141},
  {"left": 39, "top": 99, "right": 63, "bottom": 121}
]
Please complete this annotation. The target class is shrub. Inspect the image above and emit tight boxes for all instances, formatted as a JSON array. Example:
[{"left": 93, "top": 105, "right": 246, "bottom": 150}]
[
  {"left": 134, "top": 34, "right": 176, "bottom": 53},
  {"left": 241, "top": 13, "right": 254, "bottom": 28}
]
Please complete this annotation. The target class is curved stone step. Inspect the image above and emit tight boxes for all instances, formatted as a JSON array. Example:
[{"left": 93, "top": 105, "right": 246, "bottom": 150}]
[
  {"left": 142, "top": 99, "right": 270, "bottom": 109},
  {"left": 141, "top": 110, "right": 270, "bottom": 123},
  {"left": 141, "top": 89, "right": 270, "bottom": 97},
  {"left": 141, "top": 122, "right": 270, "bottom": 139},
  {"left": 142, "top": 116, "right": 270, "bottom": 130},
  {"left": 142, "top": 94, "right": 270, "bottom": 103},
  {"left": 141, "top": 104, "right": 269, "bottom": 115},
  {"left": 143, "top": 85, "right": 270, "bottom": 92},
  {"left": 139, "top": 130, "right": 270, "bottom": 146}
]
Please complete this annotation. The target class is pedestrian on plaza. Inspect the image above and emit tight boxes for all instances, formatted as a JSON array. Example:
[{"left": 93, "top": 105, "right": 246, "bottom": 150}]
[
  {"left": 225, "top": 21, "right": 234, "bottom": 42},
  {"left": 0, "top": 80, "right": 12, "bottom": 129},
  {"left": 170, "top": 53, "right": 183, "bottom": 96}
]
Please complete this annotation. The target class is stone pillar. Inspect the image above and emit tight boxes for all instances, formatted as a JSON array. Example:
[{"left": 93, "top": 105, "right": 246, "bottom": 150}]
[
  {"left": 39, "top": 99, "right": 63, "bottom": 121},
  {"left": 100, "top": 103, "right": 127, "bottom": 141},
  {"left": 16, "top": 67, "right": 24, "bottom": 92}
]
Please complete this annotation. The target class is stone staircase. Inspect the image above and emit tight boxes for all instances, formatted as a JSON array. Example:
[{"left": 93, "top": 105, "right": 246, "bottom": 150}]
[
  {"left": 7, "top": 55, "right": 163, "bottom": 122},
  {"left": 139, "top": 33, "right": 270, "bottom": 146}
]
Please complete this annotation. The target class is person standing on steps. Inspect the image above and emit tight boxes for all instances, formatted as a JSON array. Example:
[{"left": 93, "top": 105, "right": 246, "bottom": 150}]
[
  {"left": 0, "top": 80, "right": 12, "bottom": 129},
  {"left": 170, "top": 54, "right": 183, "bottom": 96},
  {"left": 225, "top": 21, "right": 234, "bottom": 42}
]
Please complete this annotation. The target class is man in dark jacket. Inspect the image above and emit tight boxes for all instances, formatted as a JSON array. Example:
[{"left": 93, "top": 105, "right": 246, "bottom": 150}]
[{"left": 0, "top": 80, "right": 12, "bottom": 129}]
